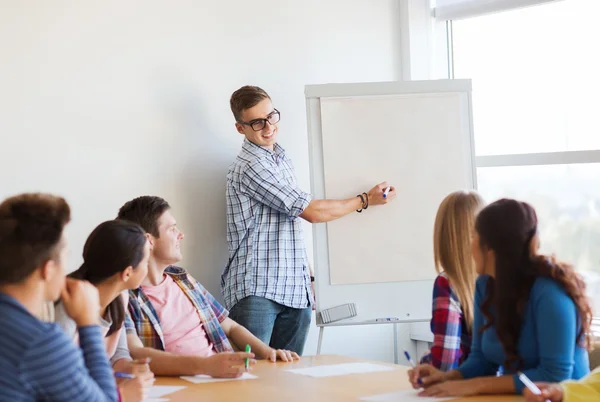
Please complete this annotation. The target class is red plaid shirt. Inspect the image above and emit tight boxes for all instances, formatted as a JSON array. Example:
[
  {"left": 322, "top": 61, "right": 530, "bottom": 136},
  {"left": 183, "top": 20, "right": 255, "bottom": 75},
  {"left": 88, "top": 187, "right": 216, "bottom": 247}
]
[{"left": 420, "top": 272, "right": 471, "bottom": 371}]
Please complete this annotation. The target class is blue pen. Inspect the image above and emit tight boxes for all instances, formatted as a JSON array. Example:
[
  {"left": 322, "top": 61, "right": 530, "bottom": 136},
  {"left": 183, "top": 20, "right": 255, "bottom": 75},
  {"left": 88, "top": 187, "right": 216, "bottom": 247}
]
[
  {"left": 115, "top": 372, "right": 135, "bottom": 379},
  {"left": 403, "top": 350, "right": 423, "bottom": 386},
  {"left": 376, "top": 317, "right": 399, "bottom": 322}
]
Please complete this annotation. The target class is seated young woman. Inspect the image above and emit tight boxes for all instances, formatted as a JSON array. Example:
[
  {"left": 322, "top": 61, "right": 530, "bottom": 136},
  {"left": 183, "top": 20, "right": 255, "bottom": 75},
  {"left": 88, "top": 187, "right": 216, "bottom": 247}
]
[
  {"left": 55, "top": 219, "right": 155, "bottom": 402},
  {"left": 420, "top": 190, "right": 484, "bottom": 371},
  {"left": 409, "top": 198, "right": 592, "bottom": 397}
]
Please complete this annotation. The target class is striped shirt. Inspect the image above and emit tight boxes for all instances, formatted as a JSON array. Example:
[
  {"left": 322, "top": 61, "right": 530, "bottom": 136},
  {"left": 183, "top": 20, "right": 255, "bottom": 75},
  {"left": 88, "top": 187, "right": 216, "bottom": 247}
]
[
  {"left": 222, "top": 139, "right": 313, "bottom": 310},
  {"left": 125, "top": 266, "right": 233, "bottom": 354},
  {"left": 0, "top": 292, "right": 118, "bottom": 402}
]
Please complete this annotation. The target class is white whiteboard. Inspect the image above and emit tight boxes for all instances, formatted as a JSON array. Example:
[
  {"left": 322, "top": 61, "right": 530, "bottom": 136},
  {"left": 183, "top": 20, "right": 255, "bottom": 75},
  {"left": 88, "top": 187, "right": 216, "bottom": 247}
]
[{"left": 305, "top": 80, "right": 476, "bottom": 323}]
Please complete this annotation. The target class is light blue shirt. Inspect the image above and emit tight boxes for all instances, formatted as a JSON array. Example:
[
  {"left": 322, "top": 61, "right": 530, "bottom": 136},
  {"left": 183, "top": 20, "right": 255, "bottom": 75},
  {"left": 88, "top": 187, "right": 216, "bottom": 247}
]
[{"left": 458, "top": 275, "right": 589, "bottom": 394}]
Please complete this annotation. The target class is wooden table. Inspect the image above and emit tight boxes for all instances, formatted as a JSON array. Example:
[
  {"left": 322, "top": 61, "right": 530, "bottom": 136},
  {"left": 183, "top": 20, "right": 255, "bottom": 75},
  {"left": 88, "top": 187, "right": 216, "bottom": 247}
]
[{"left": 154, "top": 354, "right": 524, "bottom": 402}]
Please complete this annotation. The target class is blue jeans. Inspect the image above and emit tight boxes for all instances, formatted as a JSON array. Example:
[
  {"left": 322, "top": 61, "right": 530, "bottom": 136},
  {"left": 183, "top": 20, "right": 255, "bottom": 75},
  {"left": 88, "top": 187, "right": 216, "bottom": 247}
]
[{"left": 229, "top": 296, "right": 311, "bottom": 355}]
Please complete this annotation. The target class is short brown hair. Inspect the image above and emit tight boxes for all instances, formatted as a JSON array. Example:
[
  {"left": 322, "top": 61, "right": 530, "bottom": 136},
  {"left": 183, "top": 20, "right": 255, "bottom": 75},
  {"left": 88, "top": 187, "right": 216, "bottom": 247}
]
[
  {"left": 230, "top": 86, "right": 271, "bottom": 122},
  {"left": 0, "top": 193, "right": 71, "bottom": 284},
  {"left": 117, "top": 196, "right": 170, "bottom": 237}
]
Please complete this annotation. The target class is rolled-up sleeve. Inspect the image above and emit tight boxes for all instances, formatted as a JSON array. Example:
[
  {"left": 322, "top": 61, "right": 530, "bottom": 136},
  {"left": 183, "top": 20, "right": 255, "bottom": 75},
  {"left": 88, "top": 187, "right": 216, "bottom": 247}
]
[{"left": 240, "top": 160, "right": 311, "bottom": 218}]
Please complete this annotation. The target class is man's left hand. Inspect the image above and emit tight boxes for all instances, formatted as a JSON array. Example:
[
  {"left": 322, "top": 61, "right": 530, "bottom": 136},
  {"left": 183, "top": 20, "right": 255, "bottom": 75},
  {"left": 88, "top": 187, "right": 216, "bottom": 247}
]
[{"left": 266, "top": 348, "right": 300, "bottom": 362}]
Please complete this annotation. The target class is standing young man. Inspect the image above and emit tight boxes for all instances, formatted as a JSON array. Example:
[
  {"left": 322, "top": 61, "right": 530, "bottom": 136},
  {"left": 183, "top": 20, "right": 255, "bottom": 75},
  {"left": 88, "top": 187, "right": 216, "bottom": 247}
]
[
  {"left": 118, "top": 196, "right": 299, "bottom": 379},
  {"left": 223, "top": 86, "right": 397, "bottom": 354},
  {"left": 0, "top": 193, "right": 118, "bottom": 402}
]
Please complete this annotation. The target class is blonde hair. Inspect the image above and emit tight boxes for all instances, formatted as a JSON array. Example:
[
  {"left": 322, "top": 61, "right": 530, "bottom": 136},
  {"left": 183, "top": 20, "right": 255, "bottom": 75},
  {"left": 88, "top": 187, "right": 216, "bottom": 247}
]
[{"left": 433, "top": 190, "right": 484, "bottom": 332}]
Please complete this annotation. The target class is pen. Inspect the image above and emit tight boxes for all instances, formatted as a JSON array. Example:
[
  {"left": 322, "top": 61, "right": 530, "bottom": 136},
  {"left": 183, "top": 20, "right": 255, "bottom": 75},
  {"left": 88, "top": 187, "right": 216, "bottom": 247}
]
[
  {"left": 403, "top": 350, "right": 423, "bottom": 386},
  {"left": 115, "top": 372, "right": 135, "bottom": 379},
  {"left": 383, "top": 186, "right": 391, "bottom": 198},
  {"left": 376, "top": 317, "right": 399, "bottom": 322},
  {"left": 245, "top": 344, "right": 251, "bottom": 370},
  {"left": 518, "top": 372, "right": 550, "bottom": 402}
]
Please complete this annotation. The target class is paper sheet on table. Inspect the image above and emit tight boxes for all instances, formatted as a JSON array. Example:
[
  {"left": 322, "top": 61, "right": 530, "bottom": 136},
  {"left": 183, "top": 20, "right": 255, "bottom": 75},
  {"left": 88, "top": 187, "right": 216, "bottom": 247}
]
[
  {"left": 286, "top": 363, "right": 395, "bottom": 378},
  {"left": 143, "top": 385, "right": 186, "bottom": 400},
  {"left": 180, "top": 372, "right": 258, "bottom": 384},
  {"left": 361, "top": 390, "right": 457, "bottom": 401}
]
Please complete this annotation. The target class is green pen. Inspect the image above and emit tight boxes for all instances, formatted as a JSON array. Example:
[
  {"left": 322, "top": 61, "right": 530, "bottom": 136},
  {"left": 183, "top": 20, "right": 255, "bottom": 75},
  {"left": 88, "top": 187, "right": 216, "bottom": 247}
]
[{"left": 245, "top": 344, "right": 251, "bottom": 370}]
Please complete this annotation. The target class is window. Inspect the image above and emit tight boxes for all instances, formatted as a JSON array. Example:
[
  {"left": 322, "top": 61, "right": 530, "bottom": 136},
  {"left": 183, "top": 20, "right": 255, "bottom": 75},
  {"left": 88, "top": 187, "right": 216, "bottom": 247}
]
[{"left": 451, "top": 0, "right": 600, "bottom": 314}]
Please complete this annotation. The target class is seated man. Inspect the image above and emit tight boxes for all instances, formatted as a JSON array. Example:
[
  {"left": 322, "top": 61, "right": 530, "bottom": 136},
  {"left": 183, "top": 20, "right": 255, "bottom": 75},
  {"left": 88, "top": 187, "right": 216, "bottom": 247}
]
[
  {"left": 118, "top": 196, "right": 299, "bottom": 378},
  {"left": 0, "top": 193, "right": 118, "bottom": 402}
]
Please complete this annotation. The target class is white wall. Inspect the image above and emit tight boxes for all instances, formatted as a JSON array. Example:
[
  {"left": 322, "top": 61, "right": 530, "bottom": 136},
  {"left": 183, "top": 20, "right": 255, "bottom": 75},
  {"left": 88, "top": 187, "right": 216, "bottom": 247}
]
[{"left": 0, "top": 0, "right": 417, "bottom": 362}]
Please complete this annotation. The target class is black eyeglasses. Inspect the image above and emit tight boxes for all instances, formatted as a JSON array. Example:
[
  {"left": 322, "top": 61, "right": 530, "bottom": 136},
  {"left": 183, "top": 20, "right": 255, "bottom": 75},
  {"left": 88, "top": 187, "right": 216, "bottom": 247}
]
[{"left": 239, "top": 109, "right": 281, "bottom": 132}]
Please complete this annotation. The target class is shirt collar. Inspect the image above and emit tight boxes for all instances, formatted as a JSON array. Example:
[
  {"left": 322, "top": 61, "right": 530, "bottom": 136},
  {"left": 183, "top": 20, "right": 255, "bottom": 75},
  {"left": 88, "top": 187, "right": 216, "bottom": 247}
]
[
  {"left": 132, "top": 265, "right": 187, "bottom": 295},
  {"left": 242, "top": 138, "right": 284, "bottom": 158}
]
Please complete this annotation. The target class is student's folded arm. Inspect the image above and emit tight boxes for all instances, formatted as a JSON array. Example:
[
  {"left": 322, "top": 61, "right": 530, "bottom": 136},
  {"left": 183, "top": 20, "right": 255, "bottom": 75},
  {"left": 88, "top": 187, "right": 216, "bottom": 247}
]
[
  {"left": 126, "top": 333, "right": 207, "bottom": 376},
  {"left": 464, "top": 374, "right": 516, "bottom": 395},
  {"left": 513, "top": 282, "right": 580, "bottom": 394},
  {"left": 22, "top": 325, "right": 118, "bottom": 402}
]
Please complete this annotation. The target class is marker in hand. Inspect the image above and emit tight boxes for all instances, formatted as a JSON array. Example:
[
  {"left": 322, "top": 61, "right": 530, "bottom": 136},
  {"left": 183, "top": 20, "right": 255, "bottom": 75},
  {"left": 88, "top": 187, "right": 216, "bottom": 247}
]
[
  {"left": 518, "top": 372, "right": 551, "bottom": 402},
  {"left": 383, "top": 186, "right": 391, "bottom": 198},
  {"left": 245, "top": 344, "right": 251, "bottom": 371},
  {"left": 403, "top": 350, "right": 423, "bottom": 386}
]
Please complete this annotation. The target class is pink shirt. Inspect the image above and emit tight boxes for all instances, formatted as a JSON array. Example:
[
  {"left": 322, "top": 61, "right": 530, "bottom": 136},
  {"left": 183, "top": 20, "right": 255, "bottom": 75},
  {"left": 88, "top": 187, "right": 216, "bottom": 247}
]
[{"left": 141, "top": 274, "right": 215, "bottom": 357}]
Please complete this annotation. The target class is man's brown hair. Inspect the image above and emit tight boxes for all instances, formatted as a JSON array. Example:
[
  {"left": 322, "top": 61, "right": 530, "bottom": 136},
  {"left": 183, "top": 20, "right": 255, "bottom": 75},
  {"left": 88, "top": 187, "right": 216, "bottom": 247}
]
[
  {"left": 117, "top": 196, "right": 170, "bottom": 238},
  {"left": 230, "top": 86, "right": 271, "bottom": 122},
  {"left": 0, "top": 193, "right": 71, "bottom": 284}
]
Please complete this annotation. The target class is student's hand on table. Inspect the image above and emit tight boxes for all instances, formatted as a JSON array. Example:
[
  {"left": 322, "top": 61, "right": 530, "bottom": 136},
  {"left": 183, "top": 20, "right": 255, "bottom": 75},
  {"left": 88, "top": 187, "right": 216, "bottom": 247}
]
[
  {"left": 407, "top": 363, "right": 445, "bottom": 389},
  {"left": 417, "top": 379, "right": 479, "bottom": 398},
  {"left": 124, "top": 358, "right": 152, "bottom": 376},
  {"left": 523, "top": 383, "right": 564, "bottom": 402},
  {"left": 118, "top": 371, "right": 154, "bottom": 402},
  {"left": 61, "top": 278, "right": 100, "bottom": 327},
  {"left": 366, "top": 181, "right": 396, "bottom": 206},
  {"left": 265, "top": 348, "right": 300, "bottom": 362},
  {"left": 204, "top": 352, "right": 256, "bottom": 378}
]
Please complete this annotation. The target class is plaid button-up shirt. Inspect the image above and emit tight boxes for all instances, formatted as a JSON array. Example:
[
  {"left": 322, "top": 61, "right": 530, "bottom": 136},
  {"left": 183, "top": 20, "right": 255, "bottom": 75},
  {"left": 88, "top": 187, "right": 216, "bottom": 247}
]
[
  {"left": 125, "top": 266, "right": 233, "bottom": 353},
  {"left": 222, "top": 139, "right": 313, "bottom": 310},
  {"left": 420, "top": 272, "right": 471, "bottom": 371}
]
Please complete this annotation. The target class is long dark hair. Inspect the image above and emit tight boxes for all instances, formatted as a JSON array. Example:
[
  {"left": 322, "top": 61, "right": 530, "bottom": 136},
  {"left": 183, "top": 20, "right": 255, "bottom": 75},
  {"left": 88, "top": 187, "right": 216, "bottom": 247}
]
[
  {"left": 69, "top": 219, "right": 147, "bottom": 336},
  {"left": 476, "top": 198, "right": 593, "bottom": 371}
]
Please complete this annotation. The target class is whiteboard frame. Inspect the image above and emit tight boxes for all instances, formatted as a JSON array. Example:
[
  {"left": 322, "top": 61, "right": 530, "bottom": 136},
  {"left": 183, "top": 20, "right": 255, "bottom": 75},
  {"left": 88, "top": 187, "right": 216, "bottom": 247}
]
[{"left": 305, "top": 80, "right": 477, "bottom": 326}]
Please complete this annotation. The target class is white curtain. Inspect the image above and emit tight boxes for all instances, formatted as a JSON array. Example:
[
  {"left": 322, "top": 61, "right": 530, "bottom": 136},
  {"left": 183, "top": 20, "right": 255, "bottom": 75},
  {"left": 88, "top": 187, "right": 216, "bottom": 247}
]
[{"left": 433, "top": 0, "right": 563, "bottom": 20}]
